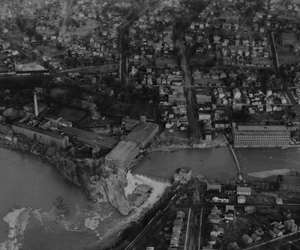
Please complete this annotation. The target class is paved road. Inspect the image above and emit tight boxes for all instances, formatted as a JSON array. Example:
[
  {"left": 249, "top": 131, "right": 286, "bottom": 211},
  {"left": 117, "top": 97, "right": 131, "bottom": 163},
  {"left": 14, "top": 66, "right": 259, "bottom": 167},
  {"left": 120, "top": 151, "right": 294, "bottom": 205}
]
[
  {"left": 175, "top": 39, "right": 200, "bottom": 138},
  {"left": 118, "top": 1, "right": 155, "bottom": 84},
  {"left": 59, "top": 0, "right": 75, "bottom": 37}
]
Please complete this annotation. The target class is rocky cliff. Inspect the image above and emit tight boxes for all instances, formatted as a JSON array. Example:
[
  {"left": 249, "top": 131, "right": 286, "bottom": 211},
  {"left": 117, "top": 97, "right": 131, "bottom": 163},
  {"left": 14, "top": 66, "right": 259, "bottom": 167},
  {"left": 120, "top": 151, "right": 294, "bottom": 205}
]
[
  {"left": 0, "top": 134, "right": 132, "bottom": 216},
  {"left": 102, "top": 172, "right": 131, "bottom": 215},
  {"left": 87, "top": 165, "right": 132, "bottom": 216}
]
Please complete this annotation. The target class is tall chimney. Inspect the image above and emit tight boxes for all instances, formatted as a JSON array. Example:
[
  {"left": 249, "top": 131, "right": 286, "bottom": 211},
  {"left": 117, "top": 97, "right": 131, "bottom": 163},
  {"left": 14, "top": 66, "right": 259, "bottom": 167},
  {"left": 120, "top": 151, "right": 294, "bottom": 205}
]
[{"left": 33, "top": 91, "right": 39, "bottom": 117}]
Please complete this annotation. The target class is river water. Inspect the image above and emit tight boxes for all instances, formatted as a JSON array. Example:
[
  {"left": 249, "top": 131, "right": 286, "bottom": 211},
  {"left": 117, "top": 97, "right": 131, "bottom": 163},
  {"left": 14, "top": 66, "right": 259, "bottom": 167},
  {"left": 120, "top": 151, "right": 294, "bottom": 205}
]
[
  {"left": 1, "top": 146, "right": 299, "bottom": 249},
  {"left": 236, "top": 148, "right": 300, "bottom": 174},
  {"left": 133, "top": 147, "right": 237, "bottom": 182},
  {"left": 133, "top": 147, "right": 300, "bottom": 181},
  {"left": 0, "top": 148, "right": 100, "bottom": 250}
]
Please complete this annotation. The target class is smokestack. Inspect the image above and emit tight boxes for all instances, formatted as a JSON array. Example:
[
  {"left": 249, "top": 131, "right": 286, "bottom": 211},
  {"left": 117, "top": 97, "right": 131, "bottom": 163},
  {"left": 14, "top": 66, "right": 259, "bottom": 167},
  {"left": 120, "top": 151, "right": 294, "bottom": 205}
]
[{"left": 33, "top": 91, "right": 39, "bottom": 117}]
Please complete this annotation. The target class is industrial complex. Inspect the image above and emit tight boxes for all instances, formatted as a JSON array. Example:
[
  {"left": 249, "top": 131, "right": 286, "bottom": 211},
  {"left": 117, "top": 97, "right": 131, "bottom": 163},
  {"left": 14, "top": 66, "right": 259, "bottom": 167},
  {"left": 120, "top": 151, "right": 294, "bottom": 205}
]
[{"left": 0, "top": 0, "right": 299, "bottom": 249}]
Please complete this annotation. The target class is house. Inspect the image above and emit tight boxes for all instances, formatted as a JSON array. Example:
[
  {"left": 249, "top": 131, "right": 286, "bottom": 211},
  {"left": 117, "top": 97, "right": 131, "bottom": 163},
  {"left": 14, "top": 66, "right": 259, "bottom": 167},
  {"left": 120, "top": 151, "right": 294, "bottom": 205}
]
[
  {"left": 284, "top": 219, "right": 298, "bottom": 233},
  {"left": 242, "top": 234, "right": 253, "bottom": 245},
  {"left": 280, "top": 175, "right": 300, "bottom": 192},
  {"left": 15, "top": 62, "right": 48, "bottom": 73},
  {"left": 269, "top": 228, "right": 283, "bottom": 238},
  {"left": 251, "top": 233, "right": 261, "bottom": 242},
  {"left": 0, "top": 123, "right": 13, "bottom": 136},
  {"left": 237, "top": 195, "right": 246, "bottom": 204},
  {"left": 227, "top": 242, "right": 240, "bottom": 250},
  {"left": 271, "top": 221, "right": 285, "bottom": 230},
  {"left": 207, "top": 183, "right": 222, "bottom": 193},
  {"left": 226, "top": 205, "right": 235, "bottom": 213},
  {"left": 196, "top": 93, "right": 212, "bottom": 104},
  {"left": 237, "top": 186, "right": 251, "bottom": 196},
  {"left": 122, "top": 117, "right": 140, "bottom": 131},
  {"left": 255, "top": 228, "right": 264, "bottom": 236},
  {"left": 244, "top": 206, "right": 256, "bottom": 214},
  {"left": 225, "top": 212, "right": 234, "bottom": 221},
  {"left": 275, "top": 197, "right": 283, "bottom": 205},
  {"left": 208, "top": 206, "right": 222, "bottom": 224}
]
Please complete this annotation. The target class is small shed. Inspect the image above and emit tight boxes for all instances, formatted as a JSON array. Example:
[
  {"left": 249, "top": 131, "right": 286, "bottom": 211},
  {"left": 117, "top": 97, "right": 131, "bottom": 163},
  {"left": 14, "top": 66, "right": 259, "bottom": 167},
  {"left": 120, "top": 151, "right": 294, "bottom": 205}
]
[
  {"left": 237, "top": 186, "right": 251, "bottom": 196},
  {"left": 242, "top": 234, "right": 253, "bottom": 245},
  {"left": 207, "top": 183, "right": 222, "bottom": 193}
]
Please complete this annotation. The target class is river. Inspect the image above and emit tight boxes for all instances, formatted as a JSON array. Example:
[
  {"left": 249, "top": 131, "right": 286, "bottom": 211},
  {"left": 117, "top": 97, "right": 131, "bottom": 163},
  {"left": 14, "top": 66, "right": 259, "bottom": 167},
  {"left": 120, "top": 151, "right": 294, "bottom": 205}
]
[
  {"left": 133, "top": 147, "right": 237, "bottom": 182},
  {"left": 1, "top": 146, "right": 299, "bottom": 249},
  {"left": 133, "top": 147, "right": 300, "bottom": 181},
  {"left": 236, "top": 148, "right": 300, "bottom": 174},
  {"left": 0, "top": 148, "right": 102, "bottom": 250}
]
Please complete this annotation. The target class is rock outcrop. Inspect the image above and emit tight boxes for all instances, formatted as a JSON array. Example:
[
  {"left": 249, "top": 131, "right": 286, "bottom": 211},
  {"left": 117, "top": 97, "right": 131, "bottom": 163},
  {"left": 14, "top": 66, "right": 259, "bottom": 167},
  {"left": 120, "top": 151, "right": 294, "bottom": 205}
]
[
  {"left": 87, "top": 165, "right": 132, "bottom": 215},
  {"left": 0, "top": 133, "right": 132, "bottom": 216},
  {"left": 102, "top": 172, "right": 131, "bottom": 216}
]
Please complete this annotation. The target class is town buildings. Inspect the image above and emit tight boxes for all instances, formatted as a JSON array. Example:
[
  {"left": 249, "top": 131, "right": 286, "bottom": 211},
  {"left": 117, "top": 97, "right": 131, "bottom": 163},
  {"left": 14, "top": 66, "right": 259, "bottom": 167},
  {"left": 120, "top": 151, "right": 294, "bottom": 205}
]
[
  {"left": 12, "top": 123, "right": 69, "bottom": 148},
  {"left": 232, "top": 124, "right": 291, "bottom": 147}
]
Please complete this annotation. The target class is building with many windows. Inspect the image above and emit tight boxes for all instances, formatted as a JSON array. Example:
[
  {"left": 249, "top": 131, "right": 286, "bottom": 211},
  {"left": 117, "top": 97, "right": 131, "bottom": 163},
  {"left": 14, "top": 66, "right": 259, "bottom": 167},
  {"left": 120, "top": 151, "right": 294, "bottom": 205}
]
[{"left": 232, "top": 124, "right": 291, "bottom": 148}]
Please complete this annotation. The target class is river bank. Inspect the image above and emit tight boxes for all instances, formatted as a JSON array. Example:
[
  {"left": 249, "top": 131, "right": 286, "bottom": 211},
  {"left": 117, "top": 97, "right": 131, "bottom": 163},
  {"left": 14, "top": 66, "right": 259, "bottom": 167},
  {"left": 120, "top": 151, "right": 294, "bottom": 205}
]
[
  {"left": 0, "top": 136, "right": 170, "bottom": 250},
  {"left": 0, "top": 134, "right": 87, "bottom": 188},
  {"left": 3, "top": 129, "right": 300, "bottom": 249},
  {"left": 148, "top": 134, "right": 228, "bottom": 153},
  {"left": 90, "top": 174, "right": 170, "bottom": 249}
]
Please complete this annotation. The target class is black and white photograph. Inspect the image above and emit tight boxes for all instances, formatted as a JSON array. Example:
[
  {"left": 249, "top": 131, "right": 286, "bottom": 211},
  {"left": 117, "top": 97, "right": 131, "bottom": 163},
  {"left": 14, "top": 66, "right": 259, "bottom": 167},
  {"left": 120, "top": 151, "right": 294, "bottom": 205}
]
[{"left": 0, "top": 0, "right": 299, "bottom": 249}]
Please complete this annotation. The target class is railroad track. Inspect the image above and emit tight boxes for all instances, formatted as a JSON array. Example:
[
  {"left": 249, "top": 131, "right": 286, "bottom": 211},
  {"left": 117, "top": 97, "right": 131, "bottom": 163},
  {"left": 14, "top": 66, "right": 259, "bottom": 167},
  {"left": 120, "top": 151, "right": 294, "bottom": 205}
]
[
  {"left": 125, "top": 195, "right": 176, "bottom": 250},
  {"left": 243, "top": 231, "right": 300, "bottom": 250}
]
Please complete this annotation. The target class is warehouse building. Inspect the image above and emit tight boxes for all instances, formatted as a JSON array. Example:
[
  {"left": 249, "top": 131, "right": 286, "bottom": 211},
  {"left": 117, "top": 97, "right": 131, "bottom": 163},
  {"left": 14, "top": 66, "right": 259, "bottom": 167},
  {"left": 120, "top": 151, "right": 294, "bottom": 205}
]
[
  {"left": 125, "top": 122, "right": 159, "bottom": 148},
  {"left": 12, "top": 124, "right": 69, "bottom": 149},
  {"left": 61, "top": 126, "right": 117, "bottom": 149},
  {"left": 105, "top": 140, "right": 139, "bottom": 170},
  {"left": 232, "top": 124, "right": 291, "bottom": 148},
  {"left": 105, "top": 122, "right": 159, "bottom": 170}
]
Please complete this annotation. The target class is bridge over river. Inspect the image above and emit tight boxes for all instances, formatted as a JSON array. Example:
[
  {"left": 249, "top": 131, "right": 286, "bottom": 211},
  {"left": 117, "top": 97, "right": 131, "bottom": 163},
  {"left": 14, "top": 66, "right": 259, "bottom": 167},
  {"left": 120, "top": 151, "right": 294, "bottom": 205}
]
[{"left": 133, "top": 146, "right": 300, "bottom": 182}]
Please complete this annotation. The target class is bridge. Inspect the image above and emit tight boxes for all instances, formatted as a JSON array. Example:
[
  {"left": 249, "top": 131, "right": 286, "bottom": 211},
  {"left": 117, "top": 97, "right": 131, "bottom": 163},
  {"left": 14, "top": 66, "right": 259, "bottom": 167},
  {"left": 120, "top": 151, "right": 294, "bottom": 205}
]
[{"left": 228, "top": 144, "right": 245, "bottom": 182}]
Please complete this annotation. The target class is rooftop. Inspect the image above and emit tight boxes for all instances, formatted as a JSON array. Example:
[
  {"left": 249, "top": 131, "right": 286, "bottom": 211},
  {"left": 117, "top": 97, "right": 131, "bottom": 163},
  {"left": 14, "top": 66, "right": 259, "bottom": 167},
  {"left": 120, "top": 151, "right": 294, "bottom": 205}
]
[
  {"left": 235, "top": 125, "right": 289, "bottom": 132},
  {"left": 105, "top": 140, "right": 139, "bottom": 168},
  {"left": 61, "top": 126, "right": 117, "bottom": 149},
  {"left": 13, "top": 123, "right": 65, "bottom": 140},
  {"left": 125, "top": 122, "right": 159, "bottom": 145}
]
